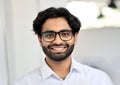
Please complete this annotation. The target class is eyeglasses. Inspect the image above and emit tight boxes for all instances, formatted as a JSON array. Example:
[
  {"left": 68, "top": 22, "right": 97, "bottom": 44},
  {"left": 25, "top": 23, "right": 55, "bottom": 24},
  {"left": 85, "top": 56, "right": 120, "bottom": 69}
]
[{"left": 40, "top": 30, "right": 75, "bottom": 42}]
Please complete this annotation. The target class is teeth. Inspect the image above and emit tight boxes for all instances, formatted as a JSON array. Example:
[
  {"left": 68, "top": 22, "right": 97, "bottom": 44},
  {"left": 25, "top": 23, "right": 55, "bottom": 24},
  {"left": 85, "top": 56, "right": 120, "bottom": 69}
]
[
  {"left": 52, "top": 47, "right": 63, "bottom": 49},
  {"left": 50, "top": 46, "right": 67, "bottom": 53},
  {"left": 52, "top": 48, "right": 64, "bottom": 50}
]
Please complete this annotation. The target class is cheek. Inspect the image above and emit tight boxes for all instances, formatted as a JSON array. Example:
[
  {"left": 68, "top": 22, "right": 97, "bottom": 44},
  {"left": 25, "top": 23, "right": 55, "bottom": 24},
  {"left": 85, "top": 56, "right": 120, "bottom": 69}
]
[
  {"left": 67, "top": 38, "right": 76, "bottom": 45},
  {"left": 41, "top": 41, "right": 48, "bottom": 47},
  {"left": 40, "top": 40, "right": 51, "bottom": 47},
  {"left": 38, "top": 38, "right": 46, "bottom": 46}
]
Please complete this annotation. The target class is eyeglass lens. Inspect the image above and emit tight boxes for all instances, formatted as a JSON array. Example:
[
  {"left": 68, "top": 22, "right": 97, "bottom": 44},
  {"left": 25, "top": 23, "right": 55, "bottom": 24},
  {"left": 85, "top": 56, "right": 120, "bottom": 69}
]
[{"left": 41, "top": 30, "right": 73, "bottom": 42}]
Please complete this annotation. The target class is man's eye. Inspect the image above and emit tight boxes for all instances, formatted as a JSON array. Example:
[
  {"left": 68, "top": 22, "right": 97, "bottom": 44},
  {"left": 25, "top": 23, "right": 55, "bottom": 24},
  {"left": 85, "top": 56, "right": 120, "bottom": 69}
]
[
  {"left": 61, "top": 32, "right": 70, "bottom": 37},
  {"left": 45, "top": 33, "right": 54, "bottom": 38}
]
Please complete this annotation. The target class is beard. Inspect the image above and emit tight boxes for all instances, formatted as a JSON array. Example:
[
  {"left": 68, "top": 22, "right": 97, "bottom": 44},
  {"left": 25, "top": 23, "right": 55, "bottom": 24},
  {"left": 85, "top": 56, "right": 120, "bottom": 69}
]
[{"left": 41, "top": 43, "right": 74, "bottom": 61}]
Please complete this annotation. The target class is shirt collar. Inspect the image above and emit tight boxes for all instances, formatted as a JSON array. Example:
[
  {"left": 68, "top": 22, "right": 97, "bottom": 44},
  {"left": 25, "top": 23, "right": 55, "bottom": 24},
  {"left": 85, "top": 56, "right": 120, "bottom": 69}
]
[
  {"left": 40, "top": 58, "right": 81, "bottom": 80},
  {"left": 70, "top": 58, "right": 82, "bottom": 73},
  {"left": 40, "top": 59, "right": 55, "bottom": 80}
]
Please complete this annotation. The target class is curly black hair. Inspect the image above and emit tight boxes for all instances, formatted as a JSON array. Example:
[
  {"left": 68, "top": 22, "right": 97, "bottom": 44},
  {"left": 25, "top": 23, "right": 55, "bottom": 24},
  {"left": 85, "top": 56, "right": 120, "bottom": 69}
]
[{"left": 33, "top": 7, "right": 81, "bottom": 35}]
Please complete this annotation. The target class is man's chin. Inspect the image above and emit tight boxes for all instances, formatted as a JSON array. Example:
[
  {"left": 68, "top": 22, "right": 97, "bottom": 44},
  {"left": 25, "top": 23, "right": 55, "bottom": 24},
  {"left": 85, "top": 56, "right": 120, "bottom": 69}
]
[{"left": 48, "top": 54, "right": 68, "bottom": 61}]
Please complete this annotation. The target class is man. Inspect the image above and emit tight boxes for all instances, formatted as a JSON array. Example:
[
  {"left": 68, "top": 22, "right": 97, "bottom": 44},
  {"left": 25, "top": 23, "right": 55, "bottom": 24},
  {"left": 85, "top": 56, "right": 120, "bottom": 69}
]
[{"left": 14, "top": 7, "right": 113, "bottom": 85}]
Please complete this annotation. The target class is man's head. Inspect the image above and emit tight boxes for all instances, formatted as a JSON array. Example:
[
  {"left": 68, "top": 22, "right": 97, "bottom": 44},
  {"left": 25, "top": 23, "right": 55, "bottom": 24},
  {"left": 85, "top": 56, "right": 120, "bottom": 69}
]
[{"left": 33, "top": 7, "right": 81, "bottom": 61}]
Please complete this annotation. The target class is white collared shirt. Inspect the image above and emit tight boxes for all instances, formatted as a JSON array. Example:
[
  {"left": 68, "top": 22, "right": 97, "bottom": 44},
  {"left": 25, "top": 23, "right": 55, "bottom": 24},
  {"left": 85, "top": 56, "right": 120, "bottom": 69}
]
[{"left": 14, "top": 58, "right": 113, "bottom": 85}]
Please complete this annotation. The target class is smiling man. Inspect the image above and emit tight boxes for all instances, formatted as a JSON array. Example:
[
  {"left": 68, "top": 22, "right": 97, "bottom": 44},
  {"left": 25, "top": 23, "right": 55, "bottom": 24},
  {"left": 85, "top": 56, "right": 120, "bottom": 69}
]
[{"left": 14, "top": 7, "right": 113, "bottom": 85}]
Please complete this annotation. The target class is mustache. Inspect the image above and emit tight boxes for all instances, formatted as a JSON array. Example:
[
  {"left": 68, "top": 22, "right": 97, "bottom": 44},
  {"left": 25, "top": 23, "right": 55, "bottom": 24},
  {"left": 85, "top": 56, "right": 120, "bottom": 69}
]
[{"left": 48, "top": 43, "right": 69, "bottom": 48}]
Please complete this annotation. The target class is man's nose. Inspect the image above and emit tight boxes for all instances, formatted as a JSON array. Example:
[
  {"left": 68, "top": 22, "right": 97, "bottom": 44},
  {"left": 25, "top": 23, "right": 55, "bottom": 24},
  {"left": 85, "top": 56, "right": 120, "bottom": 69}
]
[{"left": 53, "top": 34, "right": 63, "bottom": 44}]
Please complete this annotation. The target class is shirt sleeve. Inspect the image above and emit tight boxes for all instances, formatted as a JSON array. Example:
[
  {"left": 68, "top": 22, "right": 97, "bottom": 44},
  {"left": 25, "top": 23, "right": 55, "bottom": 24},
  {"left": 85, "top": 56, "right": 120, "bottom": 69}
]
[{"left": 101, "top": 72, "right": 114, "bottom": 85}]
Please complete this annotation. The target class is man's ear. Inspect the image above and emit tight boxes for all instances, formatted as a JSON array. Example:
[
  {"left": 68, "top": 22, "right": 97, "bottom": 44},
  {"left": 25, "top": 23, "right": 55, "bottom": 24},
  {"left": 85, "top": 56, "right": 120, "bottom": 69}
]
[
  {"left": 38, "top": 35, "right": 42, "bottom": 45},
  {"left": 74, "top": 32, "right": 79, "bottom": 44}
]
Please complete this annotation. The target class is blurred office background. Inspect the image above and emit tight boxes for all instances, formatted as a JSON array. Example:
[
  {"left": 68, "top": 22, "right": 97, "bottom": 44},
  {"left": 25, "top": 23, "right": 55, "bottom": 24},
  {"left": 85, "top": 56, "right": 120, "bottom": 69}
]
[{"left": 0, "top": 0, "right": 120, "bottom": 85}]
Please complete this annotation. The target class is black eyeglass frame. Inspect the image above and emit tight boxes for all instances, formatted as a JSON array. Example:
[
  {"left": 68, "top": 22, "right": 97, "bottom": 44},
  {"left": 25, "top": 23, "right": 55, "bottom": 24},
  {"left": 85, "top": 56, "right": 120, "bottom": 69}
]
[{"left": 39, "top": 30, "right": 75, "bottom": 42}]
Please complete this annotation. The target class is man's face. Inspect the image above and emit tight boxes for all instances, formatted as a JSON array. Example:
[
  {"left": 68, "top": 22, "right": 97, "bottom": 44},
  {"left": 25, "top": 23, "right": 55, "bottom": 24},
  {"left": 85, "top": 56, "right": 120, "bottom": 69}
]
[{"left": 38, "top": 17, "right": 78, "bottom": 61}]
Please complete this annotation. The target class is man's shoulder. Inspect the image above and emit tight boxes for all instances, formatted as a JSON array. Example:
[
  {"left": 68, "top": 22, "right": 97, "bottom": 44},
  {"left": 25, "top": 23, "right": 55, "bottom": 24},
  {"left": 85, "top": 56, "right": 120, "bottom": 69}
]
[
  {"left": 74, "top": 60, "right": 113, "bottom": 85},
  {"left": 74, "top": 60, "right": 110, "bottom": 78},
  {"left": 14, "top": 68, "right": 42, "bottom": 85}
]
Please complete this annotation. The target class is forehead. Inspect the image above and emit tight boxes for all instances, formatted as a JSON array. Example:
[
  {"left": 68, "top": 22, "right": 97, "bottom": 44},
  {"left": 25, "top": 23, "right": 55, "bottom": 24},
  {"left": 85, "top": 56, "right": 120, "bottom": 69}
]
[{"left": 42, "top": 17, "right": 72, "bottom": 32}]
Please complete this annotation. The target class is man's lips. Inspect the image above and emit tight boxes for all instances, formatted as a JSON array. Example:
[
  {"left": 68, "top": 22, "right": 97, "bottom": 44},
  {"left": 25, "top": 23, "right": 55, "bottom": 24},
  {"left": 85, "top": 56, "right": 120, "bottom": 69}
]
[{"left": 49, "top": 46, "right": 67, "bottom": 53}]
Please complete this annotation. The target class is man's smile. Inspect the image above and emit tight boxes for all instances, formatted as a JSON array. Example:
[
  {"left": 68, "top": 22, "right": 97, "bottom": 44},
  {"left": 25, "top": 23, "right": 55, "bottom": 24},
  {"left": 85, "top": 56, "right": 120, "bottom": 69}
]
[{"left": 49, "top": 46, "right": 67, "bottom": 53}]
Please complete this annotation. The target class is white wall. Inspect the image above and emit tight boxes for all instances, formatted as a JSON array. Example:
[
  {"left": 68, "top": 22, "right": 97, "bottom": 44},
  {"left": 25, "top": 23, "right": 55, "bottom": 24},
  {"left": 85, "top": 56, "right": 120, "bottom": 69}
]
[
  {"left": 0, "top": 0, "right": 8, "bottom": 85},
  {"left": 38, "top": 0, "right": 68, "bottom": 10},
  {"left": 7, "top": 0, "right": 40, "bottom": 84}
]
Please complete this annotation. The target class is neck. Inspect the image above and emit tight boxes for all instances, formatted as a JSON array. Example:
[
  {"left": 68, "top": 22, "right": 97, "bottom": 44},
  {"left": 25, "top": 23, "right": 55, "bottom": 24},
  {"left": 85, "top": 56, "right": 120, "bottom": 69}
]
[{"left": 45, "top": 56, "right": 72, "bottom": 79}]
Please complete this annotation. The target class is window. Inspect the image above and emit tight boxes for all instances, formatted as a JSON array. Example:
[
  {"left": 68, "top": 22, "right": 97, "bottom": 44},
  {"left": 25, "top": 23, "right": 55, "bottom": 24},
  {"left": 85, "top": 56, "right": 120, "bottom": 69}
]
[{"left": 66, "top": 1, "right": 120, "bottom": 29}]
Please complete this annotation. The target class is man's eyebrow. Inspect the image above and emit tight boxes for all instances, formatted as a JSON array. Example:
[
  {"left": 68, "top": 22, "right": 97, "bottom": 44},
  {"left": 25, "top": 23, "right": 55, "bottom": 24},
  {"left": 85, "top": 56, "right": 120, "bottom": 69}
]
[{"left": 60, "top": 29, "right": 72, "bottom": 31}]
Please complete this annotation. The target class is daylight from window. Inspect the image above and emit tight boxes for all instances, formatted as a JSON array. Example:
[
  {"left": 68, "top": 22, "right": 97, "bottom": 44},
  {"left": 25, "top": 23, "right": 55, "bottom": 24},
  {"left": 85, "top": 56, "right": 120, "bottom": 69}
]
[{"left": 66, "top": 1, "right": 120, "bottom": 30}]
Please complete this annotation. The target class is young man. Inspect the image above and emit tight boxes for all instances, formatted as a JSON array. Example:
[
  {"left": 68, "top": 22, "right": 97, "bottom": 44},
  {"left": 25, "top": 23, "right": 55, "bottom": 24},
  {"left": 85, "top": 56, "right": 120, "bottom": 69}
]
[{"left": 14, "top": 7, "right": 113, "bottom": 85}]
